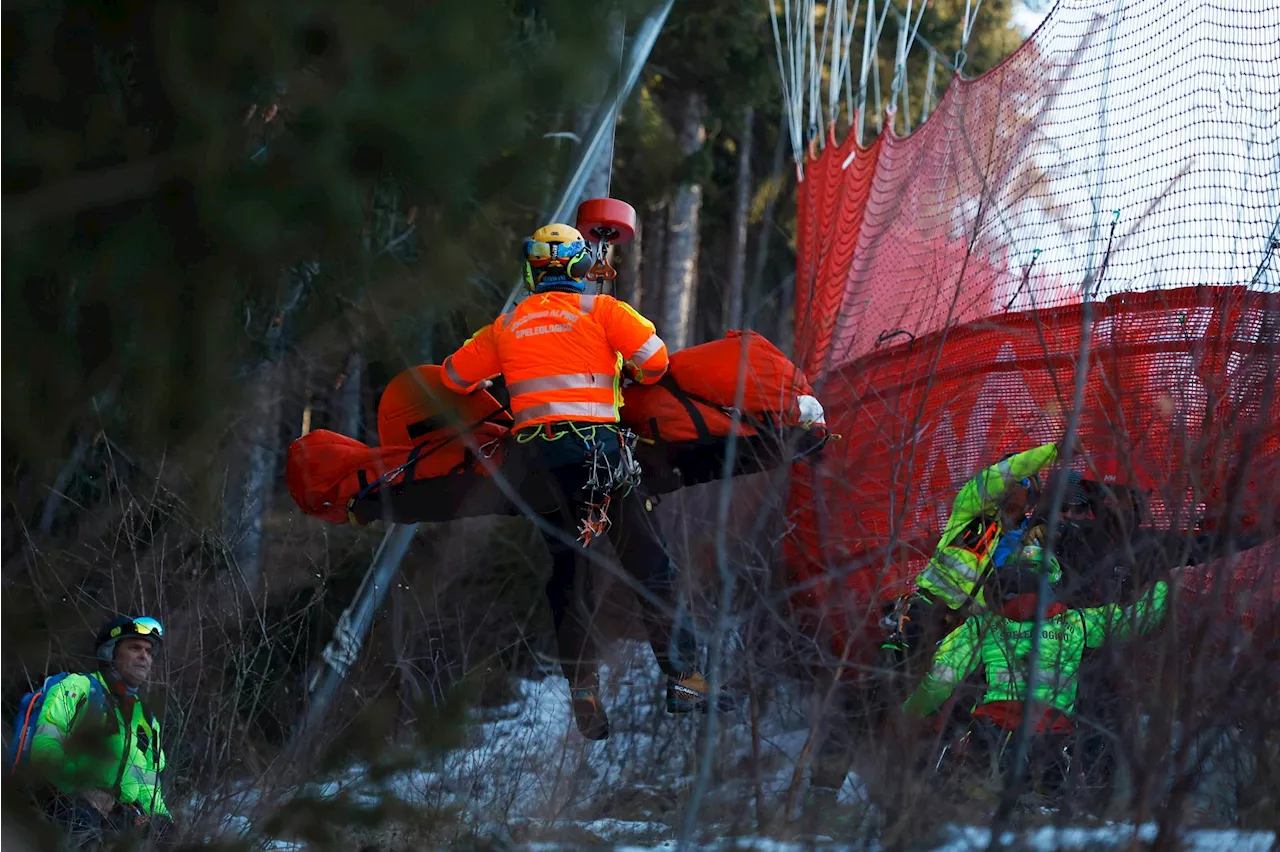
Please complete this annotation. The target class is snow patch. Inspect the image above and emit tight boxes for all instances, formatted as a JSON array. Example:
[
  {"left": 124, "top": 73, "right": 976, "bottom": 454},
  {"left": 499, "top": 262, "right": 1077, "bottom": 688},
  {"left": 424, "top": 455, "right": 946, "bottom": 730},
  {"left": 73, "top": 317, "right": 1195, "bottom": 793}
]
[{"left": 933, "top": 823, "right": 1277, "bottom": 852}]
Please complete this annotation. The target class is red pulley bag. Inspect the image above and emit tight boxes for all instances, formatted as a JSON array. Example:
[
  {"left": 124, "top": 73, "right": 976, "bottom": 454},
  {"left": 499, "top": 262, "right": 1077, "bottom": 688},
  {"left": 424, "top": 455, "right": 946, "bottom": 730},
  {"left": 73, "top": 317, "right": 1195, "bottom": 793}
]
[{"left": 621, "top": 330, "right": 816, "bottom": 443}]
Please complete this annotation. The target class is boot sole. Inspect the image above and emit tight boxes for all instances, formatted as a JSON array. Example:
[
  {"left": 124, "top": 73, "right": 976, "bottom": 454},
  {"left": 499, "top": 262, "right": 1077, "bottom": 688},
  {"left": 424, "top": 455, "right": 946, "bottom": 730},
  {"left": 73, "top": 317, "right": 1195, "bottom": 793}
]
[{"left": 572, "top": 698, "right": 610, "bottom": 740}]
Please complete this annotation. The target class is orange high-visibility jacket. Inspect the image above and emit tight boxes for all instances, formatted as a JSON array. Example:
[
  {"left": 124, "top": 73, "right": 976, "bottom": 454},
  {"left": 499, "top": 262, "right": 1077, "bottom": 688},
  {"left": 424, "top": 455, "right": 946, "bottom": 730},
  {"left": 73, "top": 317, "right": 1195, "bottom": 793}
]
[{"left": 441, "top": 291, "right": 669, "bottom": 429}]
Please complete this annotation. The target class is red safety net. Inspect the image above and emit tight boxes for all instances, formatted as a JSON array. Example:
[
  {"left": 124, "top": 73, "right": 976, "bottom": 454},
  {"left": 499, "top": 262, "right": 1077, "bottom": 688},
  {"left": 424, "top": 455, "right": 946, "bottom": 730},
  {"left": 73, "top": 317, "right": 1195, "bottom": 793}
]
[{"left": 784, "top": 0, "right": 1280, "bottom": 659}]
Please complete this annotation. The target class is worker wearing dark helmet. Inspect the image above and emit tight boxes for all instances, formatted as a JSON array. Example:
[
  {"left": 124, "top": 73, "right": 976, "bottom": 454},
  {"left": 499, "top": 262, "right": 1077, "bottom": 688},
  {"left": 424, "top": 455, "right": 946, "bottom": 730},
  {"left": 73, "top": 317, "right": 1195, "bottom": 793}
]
[
  {"left": 10, "top": 616, "right": 171, "bottom": 842},
  {"left": 883, "top": 437, "right": 1078, "bottom": 665}
]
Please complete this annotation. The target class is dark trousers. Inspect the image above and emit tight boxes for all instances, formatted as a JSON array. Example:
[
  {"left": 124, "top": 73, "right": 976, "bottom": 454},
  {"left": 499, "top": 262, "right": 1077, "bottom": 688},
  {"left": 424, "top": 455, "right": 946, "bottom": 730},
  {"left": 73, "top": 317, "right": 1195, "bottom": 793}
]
[
  {"left": 508, "top": 423, "right": 698, "bottom": 686},
  {"left": 959, "top": 717, "right": 1074, "bottom": 797}
]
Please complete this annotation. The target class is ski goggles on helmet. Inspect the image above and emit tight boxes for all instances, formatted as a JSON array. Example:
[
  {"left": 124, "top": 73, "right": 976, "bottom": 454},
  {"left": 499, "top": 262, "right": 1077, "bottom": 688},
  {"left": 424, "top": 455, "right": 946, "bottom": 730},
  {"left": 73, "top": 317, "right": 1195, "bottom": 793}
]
[
  {"left": 524, "top": 237, "right": 588, "bottom": 267},
  {"left": 1017, "top": 473, "right": 1042, "bottom": 502},
  {"left": 1001, "top": 544, "right": 1063, "bottom": 587},
  {"left": 110, "top": 616, "right": 165, "bottom": 641}
]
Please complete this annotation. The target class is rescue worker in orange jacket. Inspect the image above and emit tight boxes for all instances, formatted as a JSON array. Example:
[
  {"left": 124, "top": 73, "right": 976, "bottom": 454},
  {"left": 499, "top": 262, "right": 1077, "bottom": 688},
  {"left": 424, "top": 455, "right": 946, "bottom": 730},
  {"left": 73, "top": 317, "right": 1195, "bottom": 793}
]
[{"left": 441, "top": 223, "right": 713, "bottom": 740}]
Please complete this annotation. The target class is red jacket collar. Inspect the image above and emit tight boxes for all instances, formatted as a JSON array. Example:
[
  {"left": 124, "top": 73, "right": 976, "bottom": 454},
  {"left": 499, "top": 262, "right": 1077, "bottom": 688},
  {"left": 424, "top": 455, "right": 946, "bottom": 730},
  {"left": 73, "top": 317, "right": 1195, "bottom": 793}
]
[{"left": 991, "top": 593, "right": 1068, "bottom": 621}]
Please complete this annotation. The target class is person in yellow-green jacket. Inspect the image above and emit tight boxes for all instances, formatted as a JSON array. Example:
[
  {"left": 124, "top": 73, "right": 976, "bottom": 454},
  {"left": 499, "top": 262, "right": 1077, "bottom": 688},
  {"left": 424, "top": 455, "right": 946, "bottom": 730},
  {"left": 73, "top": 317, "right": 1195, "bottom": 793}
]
[
  {"left": 883, "top": 437, "right": 1075, "bottom": 664},
  {"left": 17, "top": 616, "right": 171, "bottom": 841},
  {"left": 903, "top": 544, "right": 1169, "bottom": 794}
]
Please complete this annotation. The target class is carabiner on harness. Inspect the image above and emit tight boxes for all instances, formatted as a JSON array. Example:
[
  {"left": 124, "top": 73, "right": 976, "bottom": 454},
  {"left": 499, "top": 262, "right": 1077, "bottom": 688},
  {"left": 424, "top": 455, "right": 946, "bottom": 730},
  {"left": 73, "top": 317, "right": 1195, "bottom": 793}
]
[{"left": 577, "top": 428, "right": 644, "bottom": 544}]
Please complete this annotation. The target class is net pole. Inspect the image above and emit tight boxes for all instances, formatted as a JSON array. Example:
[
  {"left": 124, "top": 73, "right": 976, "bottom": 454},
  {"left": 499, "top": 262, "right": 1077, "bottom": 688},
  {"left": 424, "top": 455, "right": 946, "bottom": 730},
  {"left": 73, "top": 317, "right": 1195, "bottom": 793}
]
[{"left": 500, "top": 0, "right": 675, "bottom": 315}]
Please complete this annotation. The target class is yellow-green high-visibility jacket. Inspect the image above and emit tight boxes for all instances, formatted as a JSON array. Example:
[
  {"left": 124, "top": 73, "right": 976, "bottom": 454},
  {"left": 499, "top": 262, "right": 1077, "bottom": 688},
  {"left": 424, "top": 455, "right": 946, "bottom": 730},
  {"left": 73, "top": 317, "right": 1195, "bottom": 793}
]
[
  {"left": 30, "top": 671, "right": 169, "bottom": 816},
  {"left": 904, "top": 581, "right": 1169, "bottom": 722},
  {"left": 917, "top": 442, "right": 1059, "bottom": 610}
]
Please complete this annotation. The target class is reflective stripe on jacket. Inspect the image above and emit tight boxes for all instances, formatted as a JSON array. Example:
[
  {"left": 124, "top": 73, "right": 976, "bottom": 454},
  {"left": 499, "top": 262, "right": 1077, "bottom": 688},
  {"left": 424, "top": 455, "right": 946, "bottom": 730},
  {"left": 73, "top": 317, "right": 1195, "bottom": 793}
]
[
  {"left": 441, "top": 291, "right": 669, "bottom": 428},
  {"left": 30, "top": 671, "right": 169, "bottom": 816},
  {"left": 903, "top": 580, "right": 1169, "bottom": 722},
  {"left": 917, "top": 442, "right": 1059, "bottom": 609}
]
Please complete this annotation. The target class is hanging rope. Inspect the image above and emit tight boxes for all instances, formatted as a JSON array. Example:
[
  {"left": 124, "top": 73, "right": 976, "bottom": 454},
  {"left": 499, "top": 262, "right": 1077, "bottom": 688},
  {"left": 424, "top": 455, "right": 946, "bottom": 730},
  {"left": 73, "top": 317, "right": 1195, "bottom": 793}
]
[
  {"left": 889, "top": 0, "right": 930, "bottom": 120},
  {"left": 857, "top": 0, "right": 892, "bottom": 144},
  {"left": 765, "top": 0, "right": 947, "bottom": 158},
  {"left": 956, "top": 0, "right": 986, "bottom": 71},
  {"left": 807, "top": 0, "right": 822, "bottom": 143},
  {"left": 920, "top": 47, "right": 939, "bottom": 124},
  {"left": 843, "top": 6, "right": 858, "bottom": 134},
  {"left": 829, "top": 0, "right": 864, "bottom": 130},
  {"left": 768, "top": 0, "right": 808, "bottom": 167},
  {"left": 603, "top": 10, "right": 627, "bottom": 199},
  {"left": 824, "top": 0, "right": 843, "bottom": 128},
  {"left": 883, "top": 2, "right": 959, "bottom": 76},
  {"left": 888, "top": 0, "right": 911, "bottom": 115}
]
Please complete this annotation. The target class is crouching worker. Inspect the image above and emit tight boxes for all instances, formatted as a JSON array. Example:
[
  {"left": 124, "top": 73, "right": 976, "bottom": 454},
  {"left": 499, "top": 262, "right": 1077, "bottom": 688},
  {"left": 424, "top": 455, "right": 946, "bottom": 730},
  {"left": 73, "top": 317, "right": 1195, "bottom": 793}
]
[
  {"left": 441, "top": 223, "right": 721, "bottom": 741},
  {"left": 9, "top": 616, "right": 171, "bottom": 843},
  {"left": 902, "top": 545, "right": 1168, "bottom": 797},
  {"left": 883, "top": 439, "right": 1070, "bottom": 669}
]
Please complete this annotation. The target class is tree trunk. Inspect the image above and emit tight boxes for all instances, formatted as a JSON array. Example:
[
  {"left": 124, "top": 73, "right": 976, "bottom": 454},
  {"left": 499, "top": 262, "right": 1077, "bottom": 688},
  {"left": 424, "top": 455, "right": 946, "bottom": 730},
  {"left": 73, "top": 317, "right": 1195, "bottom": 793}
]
[
  {"left": 662, "top": 91, "right": 707, "bottom": 352},
  {"left": 776, "top": 271, "right": 796, "bottom": 358},
  {"left": 230, "top": 359, "right": 286, "bottom": 599},
  {"left": 390, "top": 583, "right": 422, "bottom": 735},
  {"left": 335, "top": 348, "right": 364, "bottom": 440},
  {"left": 640, "top": 201, "right": 667, "bottom": 321},
  {"left": 725, "top": 105, "right": 755, "bottom": 332},
  {"left": 224, "top": 266, "right": 308, "bottom": 601},
  {"left": 748, "top": 126, "right": 788, "bottom": 332},
  {"left": 621, "top": 216, "right": 642, "bottom": 306}
]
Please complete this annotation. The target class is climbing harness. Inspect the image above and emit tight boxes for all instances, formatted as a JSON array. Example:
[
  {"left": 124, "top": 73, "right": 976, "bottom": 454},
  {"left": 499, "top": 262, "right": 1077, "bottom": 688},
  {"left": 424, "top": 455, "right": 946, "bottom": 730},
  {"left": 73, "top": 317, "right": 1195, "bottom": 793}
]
[
  {"left": 584, "top": 427, "right": 642, "bottom": 494},
  {"left": 578, "top": 427, "right": 643, "bottom": 544},
  {"left": 511, "top": 421, "right": 644, "bottom": 545}
]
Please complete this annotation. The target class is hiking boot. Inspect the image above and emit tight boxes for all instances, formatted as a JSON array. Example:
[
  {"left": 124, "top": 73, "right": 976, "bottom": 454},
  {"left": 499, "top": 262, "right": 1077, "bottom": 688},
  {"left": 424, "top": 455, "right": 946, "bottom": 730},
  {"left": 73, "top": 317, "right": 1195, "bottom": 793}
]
[
  {"left": 666, "top": 671, "right": 735, "bottom": 714},
  {"left": 570, "top": 685, "right": 610, "bottom": 740}
]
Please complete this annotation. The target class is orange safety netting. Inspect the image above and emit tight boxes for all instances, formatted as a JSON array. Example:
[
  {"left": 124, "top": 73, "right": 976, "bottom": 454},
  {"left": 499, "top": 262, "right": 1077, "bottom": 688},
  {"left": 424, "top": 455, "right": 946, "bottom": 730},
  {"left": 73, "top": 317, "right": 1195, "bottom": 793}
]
[{"left": 784, "top": 0, "right": 1280, "bottom": 656}]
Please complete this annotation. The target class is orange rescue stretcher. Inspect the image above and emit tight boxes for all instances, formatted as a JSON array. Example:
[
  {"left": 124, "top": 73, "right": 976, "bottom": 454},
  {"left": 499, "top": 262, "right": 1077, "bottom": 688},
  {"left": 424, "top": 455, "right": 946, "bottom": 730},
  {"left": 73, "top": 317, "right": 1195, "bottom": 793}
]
[{"left": 285, "top": 330, "right": 829, "bottom": 527}]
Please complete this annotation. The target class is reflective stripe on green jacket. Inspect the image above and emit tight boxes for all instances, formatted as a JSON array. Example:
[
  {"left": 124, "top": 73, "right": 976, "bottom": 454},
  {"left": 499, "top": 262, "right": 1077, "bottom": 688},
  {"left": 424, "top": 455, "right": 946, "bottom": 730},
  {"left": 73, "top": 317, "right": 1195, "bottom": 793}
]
[
  {"left": 30, "top": 671, "right": 169, "bottom": 816},
  {"left": 903, "top": 581, "right": 1170, "bottom": 719},
  {"left": 917, "top": 442, "right": 1059, "bottom": 609}
]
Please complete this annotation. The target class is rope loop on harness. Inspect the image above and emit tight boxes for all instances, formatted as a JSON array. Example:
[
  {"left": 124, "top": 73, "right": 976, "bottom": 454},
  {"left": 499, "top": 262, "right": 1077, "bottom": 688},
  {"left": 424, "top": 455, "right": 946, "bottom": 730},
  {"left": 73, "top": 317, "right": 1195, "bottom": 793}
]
[{"left": 578, "top": 427, "right": 643, "bottom": 544}]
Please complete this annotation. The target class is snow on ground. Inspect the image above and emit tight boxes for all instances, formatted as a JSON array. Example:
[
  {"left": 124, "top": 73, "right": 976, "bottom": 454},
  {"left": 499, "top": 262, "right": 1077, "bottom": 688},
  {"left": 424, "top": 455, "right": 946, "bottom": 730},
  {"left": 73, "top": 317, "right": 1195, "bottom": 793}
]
[
  {"left": 227, "top": 641, "right": 819, "bottom": 847},
  {"left": 931, "top": 824, "right": 1276, "bottom": 852},
  {"left": 219, "top": 641, "right": 1276, "bottom": 850}
]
